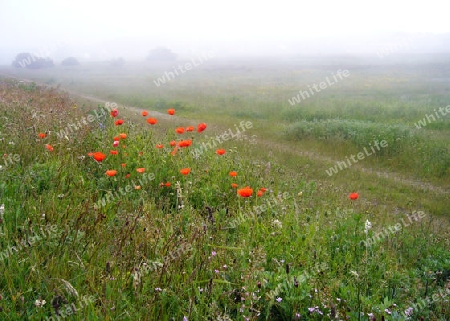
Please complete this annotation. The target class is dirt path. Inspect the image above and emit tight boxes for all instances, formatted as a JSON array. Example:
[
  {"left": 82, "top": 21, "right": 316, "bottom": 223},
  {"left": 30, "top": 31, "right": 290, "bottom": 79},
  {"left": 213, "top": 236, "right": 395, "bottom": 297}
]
[{"left": 1, "top": 72, "right": 448, "bottom": 196}]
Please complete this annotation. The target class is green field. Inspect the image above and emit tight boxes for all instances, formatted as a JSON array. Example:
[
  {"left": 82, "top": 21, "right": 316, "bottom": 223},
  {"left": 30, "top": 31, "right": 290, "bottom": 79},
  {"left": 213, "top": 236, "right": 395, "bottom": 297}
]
[{"left": 0, "top": 55, "right": 449, "bottom": 320}]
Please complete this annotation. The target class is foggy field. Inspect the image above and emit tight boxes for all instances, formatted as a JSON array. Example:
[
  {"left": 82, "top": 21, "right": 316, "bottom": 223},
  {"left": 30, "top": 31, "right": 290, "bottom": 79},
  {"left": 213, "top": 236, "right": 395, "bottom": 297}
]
[{"left": 1, "top": 54, "right": 450, "bottom": 320}]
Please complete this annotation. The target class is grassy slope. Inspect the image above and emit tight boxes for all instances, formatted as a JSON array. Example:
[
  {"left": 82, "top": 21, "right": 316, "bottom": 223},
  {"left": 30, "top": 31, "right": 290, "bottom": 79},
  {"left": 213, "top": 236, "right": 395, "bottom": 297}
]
[{"left": 0, "top": 57, "right": 449, "bottom": 320}]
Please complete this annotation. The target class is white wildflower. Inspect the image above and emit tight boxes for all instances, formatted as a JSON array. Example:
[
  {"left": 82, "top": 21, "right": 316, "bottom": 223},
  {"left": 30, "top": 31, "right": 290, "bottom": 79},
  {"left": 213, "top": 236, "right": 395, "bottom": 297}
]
[
  {"left": 364, "top": 220, "right": 372, "bottom": 235},
  {"left": 34, "top": 298, "right": 46, "bottom": 307}
]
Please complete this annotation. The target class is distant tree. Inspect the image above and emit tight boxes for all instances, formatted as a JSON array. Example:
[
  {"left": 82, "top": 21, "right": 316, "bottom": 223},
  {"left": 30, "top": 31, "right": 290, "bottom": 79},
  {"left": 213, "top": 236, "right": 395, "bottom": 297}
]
[
  {"left": 147, "top": 47, "right": 177, "bottom": 62},
  {"left": 12, "top": 53, "right": 54, "bottom": 69},
  {"left": 110, "top": 57, "right": 125, "bottom": 67},
  {"left": 61, "top": 57, "right": 80, "bottom": 66}
]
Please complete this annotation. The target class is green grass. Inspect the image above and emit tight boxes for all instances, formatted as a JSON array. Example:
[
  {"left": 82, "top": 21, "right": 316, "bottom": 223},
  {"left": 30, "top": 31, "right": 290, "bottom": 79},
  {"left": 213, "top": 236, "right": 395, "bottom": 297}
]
[{"left": 0, "top": 56, "right": 450, "bottom": 320}]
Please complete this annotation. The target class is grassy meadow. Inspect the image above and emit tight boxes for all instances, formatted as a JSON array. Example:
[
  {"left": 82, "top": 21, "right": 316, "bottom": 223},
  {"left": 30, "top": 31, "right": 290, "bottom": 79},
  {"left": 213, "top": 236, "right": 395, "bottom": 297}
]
[{"left": 0, "top": 55, "right": 449, "bottom": 320}]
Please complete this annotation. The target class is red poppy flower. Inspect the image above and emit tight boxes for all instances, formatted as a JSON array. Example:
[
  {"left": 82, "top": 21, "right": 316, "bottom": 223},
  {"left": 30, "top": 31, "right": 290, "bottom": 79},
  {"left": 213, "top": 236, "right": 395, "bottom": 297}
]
[
  {"left": 147, "top": 118, "right": 158, "bottom": 125},
  {"left": 119, "top": 133, "right": 127, "bottom": 139},
  {"left": 170, "top": 140, "right": 176, "bottom": 147},
  {"left": 257, "top": 190, "right": 264, "bottom": 197},
  {"left": 197, "top": 123, "right": 207, "bottom": 133},
  {"left": 237, "top": 186, "right": 253, "bottom": 198},
  {"left": 186, "top": 126, "right": 195, "bottom": 132},
  {"left": 87, "top": 152, "right": 94, "bottom": 157},
  {"left": 138, "top": 151, "right": 143, "bottom": 156},
  {"left": 106, "top": 170, "right": 117, "bottom": 177},
  {"left": 170, "top": 147, "right": 178, "bottom": 156},
  {"left": 121, "top": 163, "right": 126, "bottom": 168},
  {"left": 45, "top": 144, "right": 54, "bottom": 152},
  {"left": 229, "top": 171, "right": 237, "bottom": 177},
  {"left": 135, "top": 185, "right": 141, "bottom": 190},
  {"left": 156, "top": 144, "right": 164, "bottom": 149},
  {"left": 180, "top": 168, "right": 191, "bottom": 175},
  {"left": 38, "top": 133, "right": 46, "bottom": 139},
  {"left": 136, "top": 168, "right": 145, "bottom": 173},
  {"left": 110, "top": 109, "right": 119, "bottom": 117},
  {"left": 231, "top": 183, "right": 238, "bottom": 188},
  {"left": 349, "top": 193, "right": 359, "bottom": 200},
  {"left": 178, "top": 139, "right": 192, "bottom": 147},
  {"left": 115, "top": 119, "right": 124, "bottom": 126},
  {"left": 165, "top": 182, "right": 171, "bottom": 187},
  {"left": 110, "top": 150, "right": 118, "bottom": 155},
  {"left": 93, "top": 152, "right": 106, "bottom": 162},
  {"left": 216, "top": 149, "right": 226, "bottom": 155},
  {"left": 175, "top": 127, "right": 185, "bottom": 134},
  {"left": 167, "top": 108, "right": 175, "bottom": 115},
  {"left": 113, "top": 136, "right": 121, "bottom": 141},
  {"left": 141, "top": 110, "right": 148, "bottom": 116},
  {"left": 125, "top": 173, "right": 131, "bottom": 178}
]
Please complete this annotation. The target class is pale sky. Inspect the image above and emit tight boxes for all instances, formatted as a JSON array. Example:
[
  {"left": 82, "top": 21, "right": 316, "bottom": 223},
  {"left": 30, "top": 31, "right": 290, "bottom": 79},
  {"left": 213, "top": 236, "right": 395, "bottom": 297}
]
[{"left": 0, "top": 0, "right": 448, "bottom": 62}]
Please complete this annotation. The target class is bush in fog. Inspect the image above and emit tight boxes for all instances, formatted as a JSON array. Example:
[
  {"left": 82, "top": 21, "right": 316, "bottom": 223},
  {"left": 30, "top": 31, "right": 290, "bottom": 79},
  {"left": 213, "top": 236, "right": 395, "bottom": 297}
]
[
  {"left": 147, "top": 47, "right": 176, "bottom": 62},
  {"left": 110, "top": 57, "right": 125, "bottom": 67},
  {"left": 61, "top": 57, "right": 80, "bottom": 66},
  {"left": 12, "top": 53, "right": 54, "bottom": 69}
]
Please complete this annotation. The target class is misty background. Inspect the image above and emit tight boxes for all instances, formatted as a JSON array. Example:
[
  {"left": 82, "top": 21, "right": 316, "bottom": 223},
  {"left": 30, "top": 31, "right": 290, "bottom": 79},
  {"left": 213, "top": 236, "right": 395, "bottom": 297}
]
[{"left": 1, "top": 0, "right": 449, "bottom": 65}]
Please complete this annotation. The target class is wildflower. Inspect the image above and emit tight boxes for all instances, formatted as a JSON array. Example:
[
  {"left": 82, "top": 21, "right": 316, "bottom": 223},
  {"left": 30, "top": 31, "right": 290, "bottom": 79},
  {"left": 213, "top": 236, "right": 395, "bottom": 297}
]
[
  {"left": 38, "top": 133, "right": 46, "bottom": 139},
  {"left": 165, "top": 182, "right": 171, "bottom": 187},
  {"left": 385, "top": 308, "right": 391, "bottom": 315},
  {"left": 87, "top": 152, "right": 94, "bottom": 157},
  {"left": 257, "top": 190, "right": 264, "bottom": 197},
  {"left": 110, "top": 109, "right": 119, "bottom": 117},
  {"left": 119, "top": 133, "right": 127, "bottom": 139},
  {"left": 178, "top": 139, "right": 192, "bottom": 147},
  {"left": 113, "top": 140, "right": 119, "bottom": 147},
  {"left": 125, "top": 173, "right": 131, "bottom": 178},
  {"left": 186, "top": 126, "right": 195, "bottom": 132},
  {"left": 146, "top": 118, "right": 158, "bottom": 125},
  {"left": 170, "top": 140, "right": 176, "bottom": 147},
  {"left": 45, "top": 144, "right": 54, "bottom": 152},
  {"left": 114, "top": 136, "right": 121, "bottom": 141},
  {"left": 156, "top": 144, "right": 164, "bottom": 149},
  {"left": 272, "top": 219, "right": 282, "bottom": 228},
  {"left": 180, "top": 168, "right": 191, "bottom": 175},
  {"left": 211, "top": 251, "right": 217, "bottom": 256},
  {"left": 276, "top": 297, "right": 282, "bottom": 303},
  {"left": 141, "top": 110, "right": 148, "bottom": 116},
  {"left": 106, "top": 170, "right": 117, "bottom": 177},
  {"left": 175, "top": 127, "right": 185, "bottom": 134},
  {"left": 231, "top": 183, "right": 238, "bottom": 188},
  {"left": 34, "top": 298, "right": 46, "bottom": 308},
  {"left": 115, "top": 119, "right": 124, "bottom": 126},
  {"left": 405, "top": 307, "right": 413, "bottom": 316},
  {"left": 167, "top": 108, "right": 175, "bottom": 115},
  {"left": 216, "top": 149, "right": 226, "bottom": 155},
  {"left": 229, "top": 171, "right": 238, "bottom": 177},
  {"left": 121, "top": 163, "right": 126, "bottom": 168},
  {"left": 197, "top": 122, "right": 207, "bottom": 133},
  {"left": 135, "top": 185, "right": 141, "bottom": 190},
  {"left": 110, "top": 150, "right": 118, "bottom": 155},
  {"left": 364, "top": 220, "right": 372, "bottom": 234},
  {"left": 237, "top": 186, "right": 253, "bottom": 198},
  {"left": 136, "top": 168, "right": 145, "bottom": 173},
  {"left": 349, "top": 192, "right": 359, "bottom": 200},
  {"left": 93, "top": 152, "right": 106, "bottom": 162}
]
